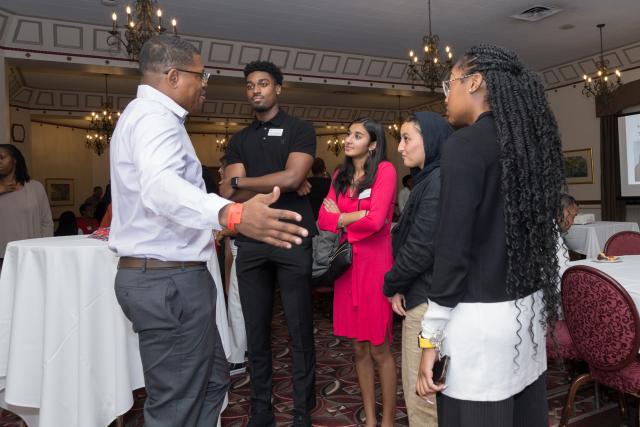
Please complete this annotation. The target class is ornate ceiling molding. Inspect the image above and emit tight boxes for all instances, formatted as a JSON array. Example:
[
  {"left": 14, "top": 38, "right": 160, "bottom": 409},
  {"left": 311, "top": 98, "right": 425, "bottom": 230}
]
[
  {"left": 540, "top": 39, "right": 640, "bottom": 90},
  {"left": 0, "top": 8, "right": 430, "bottom": 92},
  {"left": 10, "top": 84, "right": 446, "bottom": 125}
]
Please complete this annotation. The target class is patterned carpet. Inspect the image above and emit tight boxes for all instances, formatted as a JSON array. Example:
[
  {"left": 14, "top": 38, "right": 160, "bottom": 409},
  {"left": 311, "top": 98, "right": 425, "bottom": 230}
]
[{"left": 0, "top": 292, "right": 626, "bottom": 426}]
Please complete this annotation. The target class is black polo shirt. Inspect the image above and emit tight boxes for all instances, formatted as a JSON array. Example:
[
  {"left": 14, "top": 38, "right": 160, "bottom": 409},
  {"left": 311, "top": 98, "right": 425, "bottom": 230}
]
[{"left": 226, "top": 110, "right": 317, "bottom": 242}]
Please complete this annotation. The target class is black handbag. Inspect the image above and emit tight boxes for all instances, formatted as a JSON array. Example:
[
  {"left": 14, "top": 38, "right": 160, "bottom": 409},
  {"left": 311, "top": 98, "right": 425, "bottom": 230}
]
[
  {"left": 324, "top": 238, "right": 352, "bottom": 284},
  {"left": 311, "top": 200, "right": 359, "bottom": 286}
]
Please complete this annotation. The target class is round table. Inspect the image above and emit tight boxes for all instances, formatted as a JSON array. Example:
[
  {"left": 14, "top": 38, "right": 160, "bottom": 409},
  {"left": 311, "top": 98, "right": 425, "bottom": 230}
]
[{"left": 0, "top": 235, "right": 229, "bottom": 427}]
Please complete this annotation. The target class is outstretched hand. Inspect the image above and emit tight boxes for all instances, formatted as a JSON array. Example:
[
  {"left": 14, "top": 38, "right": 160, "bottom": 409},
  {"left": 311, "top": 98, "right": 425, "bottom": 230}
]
[{"left": 235, "top": 186, "right": 308, "bottom": 249}]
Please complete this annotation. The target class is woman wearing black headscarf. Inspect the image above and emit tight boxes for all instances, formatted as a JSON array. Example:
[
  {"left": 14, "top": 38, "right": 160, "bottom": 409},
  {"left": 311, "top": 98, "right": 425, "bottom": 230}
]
[{"left": 383, "top": 112, "right": 452, "bottom": 426}]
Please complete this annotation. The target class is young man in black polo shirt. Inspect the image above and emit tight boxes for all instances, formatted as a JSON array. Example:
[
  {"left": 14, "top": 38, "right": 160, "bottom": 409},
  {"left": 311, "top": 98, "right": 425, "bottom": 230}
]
[{"left": 220, "top": 61, "right": 316, "bottom": 427}]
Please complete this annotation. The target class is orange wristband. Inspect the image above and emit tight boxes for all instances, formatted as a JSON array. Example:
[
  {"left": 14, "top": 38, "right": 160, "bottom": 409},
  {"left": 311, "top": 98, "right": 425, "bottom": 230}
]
[{"left": 226, "top": 203, "right": 244, "bottom": 232}]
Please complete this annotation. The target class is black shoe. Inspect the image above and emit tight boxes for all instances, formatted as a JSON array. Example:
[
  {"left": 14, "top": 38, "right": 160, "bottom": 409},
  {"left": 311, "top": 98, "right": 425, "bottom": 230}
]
[
  {"left": 229, "top": 362, "right": 246, "bottom": 376},
  {"left": 292, "top": 414, "right": 311, "bottom": 427},
  {"left": 247, "top": 411, "right": 275, "bottom": 427}
]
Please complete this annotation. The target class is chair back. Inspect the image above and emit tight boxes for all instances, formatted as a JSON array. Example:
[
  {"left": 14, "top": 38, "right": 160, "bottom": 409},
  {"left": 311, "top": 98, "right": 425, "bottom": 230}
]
[
  {"left": 561, "top": 265, "right": 640, "bottom": 371},
  {"left": 604, "top": 231, "right": 640, "bottom": 256}
]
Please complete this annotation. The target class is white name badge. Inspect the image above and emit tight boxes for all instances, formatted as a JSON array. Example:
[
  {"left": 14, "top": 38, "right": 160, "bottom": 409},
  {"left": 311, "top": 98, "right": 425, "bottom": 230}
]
[
  {"left": 359, "top": 188, "right": 372, "bottom": 199},
  {"left": 268, "top": 128, "right": 284, "bottom": 137}
]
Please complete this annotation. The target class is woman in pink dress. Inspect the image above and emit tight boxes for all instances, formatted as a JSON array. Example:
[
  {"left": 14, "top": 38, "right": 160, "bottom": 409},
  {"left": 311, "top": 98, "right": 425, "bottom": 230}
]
[{"left": 318, "top": 117, "right": 397, "bottom": 427}]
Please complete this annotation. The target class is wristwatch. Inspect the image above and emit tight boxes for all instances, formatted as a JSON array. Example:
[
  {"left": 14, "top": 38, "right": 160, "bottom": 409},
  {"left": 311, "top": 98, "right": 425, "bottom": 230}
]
[{"left": 230, "top": 177, "right": 240, "bottom": 189}]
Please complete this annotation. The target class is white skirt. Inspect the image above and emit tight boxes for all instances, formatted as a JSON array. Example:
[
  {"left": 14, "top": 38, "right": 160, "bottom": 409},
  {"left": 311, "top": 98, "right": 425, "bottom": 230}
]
[{"left": 441, "top": 290, "right": 547, "bottom": 402}]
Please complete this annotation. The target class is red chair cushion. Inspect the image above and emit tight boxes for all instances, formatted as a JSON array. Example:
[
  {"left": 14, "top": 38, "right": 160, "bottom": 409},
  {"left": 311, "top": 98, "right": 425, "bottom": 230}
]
[
  {"left": 591, "top": 359, "right": 640, "bottom": 392},
  {"left": 562, "top": 266, "right": 640, "bottom": 371},
  {"left": 604, "top": 231, "right": 640, "bottom": 256},
  {"left": 547, "top": 320, "right": 580, "bottom": 360}
]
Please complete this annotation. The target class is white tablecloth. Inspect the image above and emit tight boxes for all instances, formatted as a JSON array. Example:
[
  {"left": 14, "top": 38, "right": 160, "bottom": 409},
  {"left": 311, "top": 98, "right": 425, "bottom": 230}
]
[
  {"left": 0, "top": 235, "right": 229, "bottom": 427},
  {"left": 567, "top": 255, "right": 640, "bottom": 316},
  {"left": 564, "top": 221, "right": 640, "bottom": 258}
]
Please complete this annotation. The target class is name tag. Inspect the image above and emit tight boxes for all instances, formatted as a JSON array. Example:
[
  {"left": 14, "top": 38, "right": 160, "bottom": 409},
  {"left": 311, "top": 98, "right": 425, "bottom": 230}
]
[
  {"left": 359, "top": 188, "right": 372, "bottom": 199},
  {"left": 268, "top": 128, "right": 284, "bottom": 137}
]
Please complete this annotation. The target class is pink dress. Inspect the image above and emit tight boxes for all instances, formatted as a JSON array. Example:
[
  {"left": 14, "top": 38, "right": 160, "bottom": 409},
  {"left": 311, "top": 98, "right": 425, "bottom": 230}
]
[{"left": 318, "top": 161, "right": 397, "bottom": 345}]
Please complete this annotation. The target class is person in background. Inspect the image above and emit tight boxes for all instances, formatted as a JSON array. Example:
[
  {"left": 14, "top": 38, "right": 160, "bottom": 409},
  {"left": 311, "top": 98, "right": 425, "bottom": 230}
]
[
  {"left": 557, "top": 193, "right": 578, "bottom": 276},
  {"left": 307, "top": 157, "right": 331, "bottom": 220},
  {"left": 109, "top": 36, "right": 309, "bottom": 427},
  {"left": 99, "top": 204, "right": 112, "bottom": 228},
  {"left": 318, "top": 117, "right": 397, "bottom": 427},
  {"left": 383, "top": 112, "right": 453, "bottom": 426},
  {"left": 77, "top": 203, "right": 99, "bottom": 234},
  {"left": 397, "top": 174, "right": 412, "bottom": 214},
  {"left": 415, "top": 44, "right": 565, "bottom": 427},
  {"left": 94, "top": 183, "right": 111, "bottom": 223},
  {"left": 0, "top": 144, "right": 53, "bottom": 272},
  {"left": 215, "top": 155, "right": 247, "bottom": 377},
  {"left": 84, "top": 185, "right": 103, "bottom": 207},
  {"left": 220, "top": 60, "right": 317, "bottom": 427},
  {"left": 55, "top": 210, "right": 79, "bottom": 236}
]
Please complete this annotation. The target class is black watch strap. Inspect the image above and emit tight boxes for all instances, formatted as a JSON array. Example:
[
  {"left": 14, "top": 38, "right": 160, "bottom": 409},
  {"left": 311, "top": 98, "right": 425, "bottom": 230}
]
[{"left": 231, "top": 177, "right": 239, "bottom": 189}]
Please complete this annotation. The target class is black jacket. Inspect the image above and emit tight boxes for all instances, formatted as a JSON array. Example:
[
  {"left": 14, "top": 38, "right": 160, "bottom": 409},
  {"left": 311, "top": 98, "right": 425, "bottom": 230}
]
[{"left": 383, "top": 112, "right": 453, "bottom": 310}]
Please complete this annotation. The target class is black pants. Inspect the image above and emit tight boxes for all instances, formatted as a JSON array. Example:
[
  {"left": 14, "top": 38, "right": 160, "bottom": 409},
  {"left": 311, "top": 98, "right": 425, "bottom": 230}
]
[
  {"left": 115, "top": 266, "right": 230, "bottom": 427},
  {"left": 236, "top": 239, "right": 316, "bottom": 418},
  {"left": 436, "top": 373, "right": 548, "bottom": 427}
]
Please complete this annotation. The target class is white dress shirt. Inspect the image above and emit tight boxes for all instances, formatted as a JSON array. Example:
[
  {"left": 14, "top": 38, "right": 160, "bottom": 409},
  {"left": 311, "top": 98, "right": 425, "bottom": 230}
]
[{"left": 109, "top": 85, "right": 231, "bottom": 261}]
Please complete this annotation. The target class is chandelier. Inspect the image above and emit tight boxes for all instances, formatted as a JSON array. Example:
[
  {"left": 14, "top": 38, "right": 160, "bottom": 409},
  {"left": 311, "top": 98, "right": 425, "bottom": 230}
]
[
  {"left": 327, "top": 135, "right": 345, "bottom": 157},
  {"left": 581, "top": 24, "right": 622, "bottom": 103},
  {"left": 216, "top": 120, "right": 230, "bottom": 152},
  {"left": 407, "top": 0, "right": 453, "bottom": 92},
  {"left": 108, "top": 0, "right": 178, "bottom": 60},
  {"left": 86, "top": 75, "right": 120, "bottom": 156},
  {"left": 387, "top": 95, "right": 402, "bottom": 142}
]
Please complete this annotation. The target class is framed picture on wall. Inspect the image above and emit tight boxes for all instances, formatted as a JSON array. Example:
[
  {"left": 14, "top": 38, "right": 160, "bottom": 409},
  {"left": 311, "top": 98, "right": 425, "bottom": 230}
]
[
  {"left": 11, "top": 124, "right": 25, "bottom": 143},
  {"left": 563, "top": 148, "right": 594, "bottom": 185},
  {"left": 45, "top": 178, "right": 75, "bottom": 206}
]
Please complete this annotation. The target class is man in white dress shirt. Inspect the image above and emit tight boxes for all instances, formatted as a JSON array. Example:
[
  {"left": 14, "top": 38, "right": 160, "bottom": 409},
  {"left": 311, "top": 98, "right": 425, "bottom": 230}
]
[{"left": 109, "top": 35, "right": 308, "bottom": 427}]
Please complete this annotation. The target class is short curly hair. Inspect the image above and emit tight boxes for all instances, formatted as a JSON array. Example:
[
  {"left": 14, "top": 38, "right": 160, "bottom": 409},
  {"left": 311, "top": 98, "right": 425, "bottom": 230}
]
[{"left": 243, "top": 61, "right": 283, "bottom": 85}]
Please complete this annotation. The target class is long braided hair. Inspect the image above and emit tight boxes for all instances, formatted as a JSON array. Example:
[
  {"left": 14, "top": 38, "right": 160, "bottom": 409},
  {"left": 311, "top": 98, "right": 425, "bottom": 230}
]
[{"left": 458, "top": 45, "right": 566, "bottom": 341}]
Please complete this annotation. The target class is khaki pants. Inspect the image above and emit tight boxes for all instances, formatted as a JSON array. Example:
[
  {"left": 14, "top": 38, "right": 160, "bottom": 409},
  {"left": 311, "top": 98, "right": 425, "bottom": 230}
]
[{"left": 402, "top": 302, "right": 438, "bottom": 426}]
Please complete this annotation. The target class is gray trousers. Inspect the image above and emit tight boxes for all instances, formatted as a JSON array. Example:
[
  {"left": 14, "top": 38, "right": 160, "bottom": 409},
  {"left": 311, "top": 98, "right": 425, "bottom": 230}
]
[{"left": 115, "top": 265, "right": 230, "bottom": 427}]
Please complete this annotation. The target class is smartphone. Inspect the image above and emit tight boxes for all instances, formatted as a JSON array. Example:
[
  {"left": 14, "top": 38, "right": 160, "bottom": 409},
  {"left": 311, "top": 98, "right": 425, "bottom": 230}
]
[{"left": 432, "top": 355, "right": 450, "bottom": 385}]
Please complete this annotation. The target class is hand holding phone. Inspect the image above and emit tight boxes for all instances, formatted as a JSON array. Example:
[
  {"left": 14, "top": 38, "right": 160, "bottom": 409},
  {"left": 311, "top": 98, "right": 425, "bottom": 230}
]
[{"left": 432, "top": 354, "right": 450, "bottom": 385}]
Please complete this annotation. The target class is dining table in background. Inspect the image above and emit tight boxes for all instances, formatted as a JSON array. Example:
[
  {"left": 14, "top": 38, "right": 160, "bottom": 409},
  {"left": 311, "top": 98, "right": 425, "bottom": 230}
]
[{"left": 563, "top": 221, "right": 640, "bottom": 259}]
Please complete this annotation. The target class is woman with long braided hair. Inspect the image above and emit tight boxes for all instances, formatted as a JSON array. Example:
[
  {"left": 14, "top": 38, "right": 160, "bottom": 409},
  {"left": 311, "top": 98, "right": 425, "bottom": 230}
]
[{"left": 415, "top": 44, "right": 565, "bottom": 426}]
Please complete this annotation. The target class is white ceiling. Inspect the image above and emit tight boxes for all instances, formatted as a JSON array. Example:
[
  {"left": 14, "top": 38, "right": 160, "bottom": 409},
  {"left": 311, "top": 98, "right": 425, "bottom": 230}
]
[{"left": 2, "top": 0, "right": 639, "bottom": 70}]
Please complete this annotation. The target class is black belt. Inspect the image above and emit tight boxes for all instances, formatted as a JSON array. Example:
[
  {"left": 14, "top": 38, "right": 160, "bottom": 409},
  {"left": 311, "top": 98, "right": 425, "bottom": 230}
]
[{"left": 117, "top": 257, "right": 206, "bottom": 270}]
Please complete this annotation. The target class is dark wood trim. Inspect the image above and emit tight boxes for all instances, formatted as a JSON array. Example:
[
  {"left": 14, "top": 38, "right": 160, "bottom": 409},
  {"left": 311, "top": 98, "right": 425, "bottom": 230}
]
[{"left": 577, "top": 200, "right": 601, "bottom": 205}]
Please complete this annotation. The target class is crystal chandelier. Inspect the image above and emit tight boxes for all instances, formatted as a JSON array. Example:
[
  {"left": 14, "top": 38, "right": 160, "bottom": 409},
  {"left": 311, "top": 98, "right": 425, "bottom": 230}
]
[
  {"left": 326, "top": 135, "right": 345, "bottom": 157},
  {"left": 387, "top": 95, "right": 402, "bottom": 142},
  {"left": 407, "top": 0, "right": 453, "bottom": 92},
  {"left": 86, "top": 75, "right": 120, "bottom": 156},
  {"left": 216, "top": 120, "right": 230, "bottom": 152},
  {"left": 108, "top": 0, "right": 178, "bottom": 60},
  {"left": 581, "top": 24, "right": 622, "bottom": 103}
]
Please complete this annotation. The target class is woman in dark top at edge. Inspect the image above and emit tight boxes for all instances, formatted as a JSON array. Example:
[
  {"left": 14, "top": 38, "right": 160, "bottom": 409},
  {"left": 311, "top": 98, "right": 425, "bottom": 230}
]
[
  {"left": 415, "top": 44, "right": 565, "bottom": 427},
  {"left": 382, "top": 112, "right": 452, "bottom": 426}
]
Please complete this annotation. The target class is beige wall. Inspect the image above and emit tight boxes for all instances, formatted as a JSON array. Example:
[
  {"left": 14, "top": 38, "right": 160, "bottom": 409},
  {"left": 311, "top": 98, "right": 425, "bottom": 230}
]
[
  {"left": 30, "top": 123, "right": 110, "bottom": 220},
  {"left": 547, "top": 67, "right": 640, "bottom": 220}
]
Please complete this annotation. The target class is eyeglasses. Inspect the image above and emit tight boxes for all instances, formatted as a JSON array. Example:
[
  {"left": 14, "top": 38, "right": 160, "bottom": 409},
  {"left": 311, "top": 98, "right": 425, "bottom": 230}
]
[
  {"left": 441, "top": 73, "right": 473, "bottom": 97},
  {"left": 163, "top": 68, "right": 211, "bottom": 84}
]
